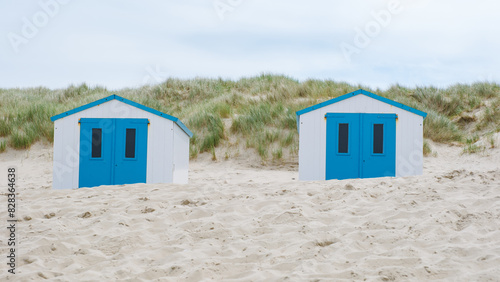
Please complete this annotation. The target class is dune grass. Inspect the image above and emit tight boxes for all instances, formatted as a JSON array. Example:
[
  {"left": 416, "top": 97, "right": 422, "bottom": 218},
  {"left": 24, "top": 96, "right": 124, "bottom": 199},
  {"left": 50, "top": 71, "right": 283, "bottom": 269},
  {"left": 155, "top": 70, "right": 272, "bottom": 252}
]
[
  {"left": 423, "top": 139, "right": 433, "bottom": 157},
  {"left": 0, "top": 140, "right": 6, "bottom": 153},
  {"left": 0, "top": 75, "right": 499, "bottom": 161},
  {"left": 463, "top": 134, "right": 485, "bottom": 154},
  {"left": 187, "top": 111, "right": 225, "bottom": 156}
]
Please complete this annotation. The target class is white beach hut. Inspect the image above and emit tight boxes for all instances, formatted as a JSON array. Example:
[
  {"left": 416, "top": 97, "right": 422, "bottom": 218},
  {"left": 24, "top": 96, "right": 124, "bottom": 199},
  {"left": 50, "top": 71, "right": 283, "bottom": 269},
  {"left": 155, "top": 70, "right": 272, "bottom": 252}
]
[
  {"left": 296, "top": 89, "right": 427, "bottom": 181},
  {"left": 50, "top": 95, "right": 193, "bottom": 189}
]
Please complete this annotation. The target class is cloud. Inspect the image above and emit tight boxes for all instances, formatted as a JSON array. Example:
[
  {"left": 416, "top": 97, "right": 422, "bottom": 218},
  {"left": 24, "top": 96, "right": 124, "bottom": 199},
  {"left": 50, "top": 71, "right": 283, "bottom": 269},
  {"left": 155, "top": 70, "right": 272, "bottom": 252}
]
[{"left": 0, "top": 0, "right": 498, "bottom": 89}]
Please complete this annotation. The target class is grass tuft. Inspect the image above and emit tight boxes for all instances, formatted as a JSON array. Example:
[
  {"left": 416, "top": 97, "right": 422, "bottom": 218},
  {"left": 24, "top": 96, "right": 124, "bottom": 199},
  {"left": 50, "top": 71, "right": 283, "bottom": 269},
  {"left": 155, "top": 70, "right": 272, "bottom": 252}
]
[
  {"left": 187, "top": 111, "right": 225, "bottom": 156},
  {"left": 423, "top": 139, "right": 432, "bottom": 157},
  {"left": 424, "top": 112, "right": 463, "bottom": 143},
  {"left": 0, "top": 140, "right": 6, "bottom": 153},
  {"left": 0, "top": 119, "right": 12, "bottom": 137},
  {"left": 272, "top": 147, "right": 283, "bottom": 160},
  {"left": 257, "top": 143, "right": 268, "bottom": 159},
  {"left": 9, "top": 128, "right": 35, "bottom": 149},
  {"left": 488, "top": 135, "right": 496, "bottom": 148},
  {"left": 462, "top": 135, "right": 483, "bottom": 154}
]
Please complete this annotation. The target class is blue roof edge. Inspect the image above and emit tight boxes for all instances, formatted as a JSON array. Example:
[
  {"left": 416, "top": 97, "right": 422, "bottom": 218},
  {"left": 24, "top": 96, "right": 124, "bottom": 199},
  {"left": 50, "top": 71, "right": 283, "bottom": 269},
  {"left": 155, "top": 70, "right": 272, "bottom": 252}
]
[
  {"left": 50, "top": 95, "right": 116, "bottom": 122},
  {"left": 295, "top": 89, "right": 427, "bottom": 118},
  {"left": 50, "top": 94, "right": 193, "bottom": 138}
]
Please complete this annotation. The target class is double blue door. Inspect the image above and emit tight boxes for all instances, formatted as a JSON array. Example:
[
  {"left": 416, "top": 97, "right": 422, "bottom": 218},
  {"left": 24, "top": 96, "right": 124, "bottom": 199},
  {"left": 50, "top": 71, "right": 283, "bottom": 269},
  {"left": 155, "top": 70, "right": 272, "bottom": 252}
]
[
  {"left": 79, "top": 118, "right": 148, "bottom": 188},
  {"left": 325, "top": 113, "right": 396, "bottom": 180}
]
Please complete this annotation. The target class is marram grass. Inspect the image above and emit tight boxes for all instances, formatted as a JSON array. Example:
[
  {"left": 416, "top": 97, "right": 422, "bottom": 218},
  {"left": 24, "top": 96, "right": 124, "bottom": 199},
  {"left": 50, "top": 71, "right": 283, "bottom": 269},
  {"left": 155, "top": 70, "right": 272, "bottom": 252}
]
[{"left": 0, "top": 76, "right": 499, "bottom": 161}]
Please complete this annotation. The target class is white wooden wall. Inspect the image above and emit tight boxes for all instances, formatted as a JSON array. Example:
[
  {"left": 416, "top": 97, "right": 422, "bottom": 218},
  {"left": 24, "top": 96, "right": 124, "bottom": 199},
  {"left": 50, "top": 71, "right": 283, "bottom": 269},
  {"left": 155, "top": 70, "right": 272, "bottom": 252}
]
[
  {"left": 172, "top": 125, "right": 190, "bottom": 184},
  {"left": 52, "top": 100, "right": 189, "bottom": 189},
  {"left": 298, "top": 95, "right": 424, "bottom": 181}
]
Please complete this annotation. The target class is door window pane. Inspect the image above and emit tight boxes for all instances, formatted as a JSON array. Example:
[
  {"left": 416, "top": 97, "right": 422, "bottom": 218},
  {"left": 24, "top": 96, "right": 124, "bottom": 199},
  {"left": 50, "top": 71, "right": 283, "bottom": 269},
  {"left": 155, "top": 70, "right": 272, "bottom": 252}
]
[
  {"left": 91, "top": 128, "right": 102, "bottom": 158},
  {"left": 373, "top": 124, "right": 384, "bottom": 154},
  {"left": 338, "top": 123, "right": 349, "bottom": 153},
  {"left": 125, "top": 128, "right": 136, "bottom": 158}
]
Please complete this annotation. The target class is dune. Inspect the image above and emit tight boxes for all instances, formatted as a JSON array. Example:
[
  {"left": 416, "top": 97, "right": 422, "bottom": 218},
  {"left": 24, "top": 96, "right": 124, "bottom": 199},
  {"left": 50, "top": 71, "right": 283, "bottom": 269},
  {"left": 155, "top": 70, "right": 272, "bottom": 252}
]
[{"left": 1, "top": 138, "right": 500, "bottom": 281}]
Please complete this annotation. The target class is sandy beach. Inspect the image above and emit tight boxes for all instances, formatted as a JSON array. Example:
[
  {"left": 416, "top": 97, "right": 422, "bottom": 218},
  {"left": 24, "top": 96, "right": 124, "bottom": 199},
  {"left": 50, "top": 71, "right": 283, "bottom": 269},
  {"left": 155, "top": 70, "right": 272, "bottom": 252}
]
[{"left": 1, "top": 137, "right": 500, "bottom": 281}]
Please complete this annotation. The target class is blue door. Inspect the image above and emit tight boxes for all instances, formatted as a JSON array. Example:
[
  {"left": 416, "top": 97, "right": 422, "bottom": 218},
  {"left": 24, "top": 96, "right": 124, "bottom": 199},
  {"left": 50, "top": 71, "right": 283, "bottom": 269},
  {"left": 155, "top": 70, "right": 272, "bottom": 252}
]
[
  {"left": 325, "top": 113, "right": 396, "bottom": 180},
  {"left": 79, "top": 119, "right": 114, "bottom": 187},
  {"left": 361, "top": 114, "right": 396, "bottom": 178},
  {"left": 113, "top": 119, "right": 148, "bottom": 185},
  {"left": 325, "top": 114, "right": 361, "bottom": 180},
  {"left": 79, "top": 118, "right": 148, "bottom": 188}
]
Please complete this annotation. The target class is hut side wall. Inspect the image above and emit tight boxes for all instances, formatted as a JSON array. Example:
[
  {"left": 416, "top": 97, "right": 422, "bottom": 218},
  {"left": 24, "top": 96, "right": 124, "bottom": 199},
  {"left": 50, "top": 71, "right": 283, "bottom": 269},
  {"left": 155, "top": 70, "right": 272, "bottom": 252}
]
[
  {"left": 172, "top": 124, "right": 190, "bottom": 184},
  {"left": 298, "top": 95, "right": 424, "bottom": 181}
]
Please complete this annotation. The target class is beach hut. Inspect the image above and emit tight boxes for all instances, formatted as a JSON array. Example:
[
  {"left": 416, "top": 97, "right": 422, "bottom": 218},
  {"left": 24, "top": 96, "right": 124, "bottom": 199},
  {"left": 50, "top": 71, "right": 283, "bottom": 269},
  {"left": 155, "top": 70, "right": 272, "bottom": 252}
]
[
  {"left": 296, "top": 89, "right": 427, "bottom": 181},
  {"left": 50, "top": 95, "right": 193, "bottom": 189}
]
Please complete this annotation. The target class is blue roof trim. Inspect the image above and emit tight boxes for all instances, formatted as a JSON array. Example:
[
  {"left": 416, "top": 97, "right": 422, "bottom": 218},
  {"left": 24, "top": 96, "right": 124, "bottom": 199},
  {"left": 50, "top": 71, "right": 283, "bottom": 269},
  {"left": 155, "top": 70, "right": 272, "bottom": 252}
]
[
  {"left": 325, "top": 113, "right": 398, "bottom": 119},
  {"left": 296, "top": 89, "right": 361, "bottom": 116},
  {"left": 296, "top": 89, "right": 428, "bottom": 118},
  {"left": 50, "top": 94, "right": 193, "bottom": 138},
  {"left": 50, "top": 95, "right": 115, "bottom": 122}
]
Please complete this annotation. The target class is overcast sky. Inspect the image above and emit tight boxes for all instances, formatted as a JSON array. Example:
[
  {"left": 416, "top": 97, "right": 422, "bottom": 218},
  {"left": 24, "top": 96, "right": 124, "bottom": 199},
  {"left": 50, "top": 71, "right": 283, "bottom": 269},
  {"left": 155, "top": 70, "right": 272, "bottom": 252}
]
[{"left": 1, "top": 0, "right": 499, "bottom": 90}]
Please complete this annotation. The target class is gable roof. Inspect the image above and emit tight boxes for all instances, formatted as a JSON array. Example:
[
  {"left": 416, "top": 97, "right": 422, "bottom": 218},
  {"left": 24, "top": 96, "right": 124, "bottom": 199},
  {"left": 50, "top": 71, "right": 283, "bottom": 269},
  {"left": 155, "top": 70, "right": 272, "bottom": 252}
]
[
  {"left": 50, "top": 94, "right": 193, "bottom": 137},
  {"left": 296, "top": 89, "right": 428, "bottom": 118}
]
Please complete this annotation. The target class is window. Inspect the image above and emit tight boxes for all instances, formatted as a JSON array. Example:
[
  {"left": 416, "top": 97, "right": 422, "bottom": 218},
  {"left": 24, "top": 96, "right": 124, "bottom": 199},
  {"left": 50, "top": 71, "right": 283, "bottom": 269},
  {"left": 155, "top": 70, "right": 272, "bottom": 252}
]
[
  {"left": 338, "top": 123, "right": 349, "bottom": 153},
  {"left": 91, "top": 128, "right": 102, "bottom": 158},
  {"left": 373, "top": 124, "right": 384, "bottom": 154},
  {"left": 125, "top": 128, "right": 136, "bottom": 158}
]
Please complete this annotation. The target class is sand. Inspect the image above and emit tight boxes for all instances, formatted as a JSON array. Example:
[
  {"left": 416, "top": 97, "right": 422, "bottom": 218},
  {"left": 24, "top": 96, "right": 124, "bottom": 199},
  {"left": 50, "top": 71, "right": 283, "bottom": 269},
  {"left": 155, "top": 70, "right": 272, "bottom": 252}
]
[{"left": 1, "top": 137, "right": 500, "bottom": 281}]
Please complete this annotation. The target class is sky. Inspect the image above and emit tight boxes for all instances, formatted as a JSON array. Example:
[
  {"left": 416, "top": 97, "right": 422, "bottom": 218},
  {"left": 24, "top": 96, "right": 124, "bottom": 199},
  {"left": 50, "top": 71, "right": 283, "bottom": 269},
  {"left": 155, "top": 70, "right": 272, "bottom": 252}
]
[{"left": 1, "top": 0, "right": 499, "bottom": 90}]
